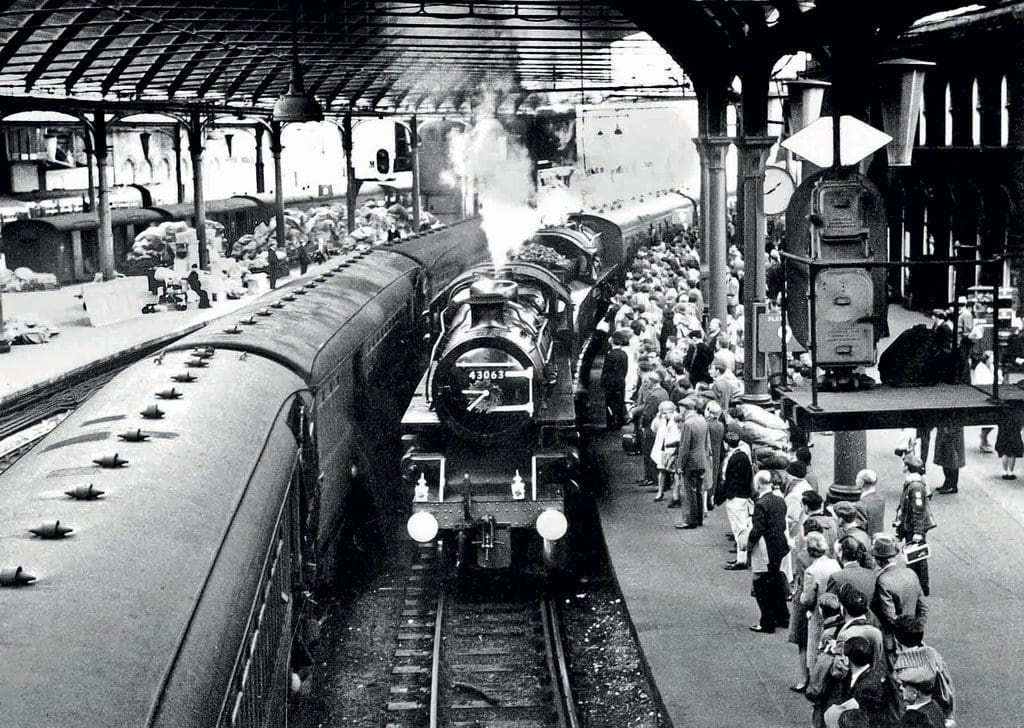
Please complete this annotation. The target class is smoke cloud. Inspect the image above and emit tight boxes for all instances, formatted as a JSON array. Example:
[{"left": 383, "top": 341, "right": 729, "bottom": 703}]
[{"left": 448, "top": 98, "right": 584, "bottom": 269}]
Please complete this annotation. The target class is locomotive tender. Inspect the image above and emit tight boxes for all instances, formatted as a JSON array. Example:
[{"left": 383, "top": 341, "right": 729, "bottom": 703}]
[
  {"left": 400, "top": 193, "right": 689, "bottom": 570},
  {"left": 0, "top": 192, "right": 686, "bottom": 727}
]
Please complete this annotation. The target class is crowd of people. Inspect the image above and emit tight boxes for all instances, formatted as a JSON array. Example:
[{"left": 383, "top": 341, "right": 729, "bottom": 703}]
[{"left": 598, "top": 228, "right": 956, "bottom": 728}]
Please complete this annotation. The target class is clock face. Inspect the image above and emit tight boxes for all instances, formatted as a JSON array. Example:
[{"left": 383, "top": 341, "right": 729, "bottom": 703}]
[{"left": 762, "top": 166, "right": 796, "bottom": 216}]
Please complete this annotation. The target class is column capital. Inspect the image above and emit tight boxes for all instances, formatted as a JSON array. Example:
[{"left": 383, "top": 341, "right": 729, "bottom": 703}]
[
  {"left": 736, "top": 135, "right": 776, "bottom": 149},
  {"left": 693, "top": 135, "right": 734, "bottom": 147}
]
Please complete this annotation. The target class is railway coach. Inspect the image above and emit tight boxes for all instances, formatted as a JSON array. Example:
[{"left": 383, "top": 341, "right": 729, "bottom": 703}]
[{"left": 0, "top": 218, "right": 489, "bottom": 728}]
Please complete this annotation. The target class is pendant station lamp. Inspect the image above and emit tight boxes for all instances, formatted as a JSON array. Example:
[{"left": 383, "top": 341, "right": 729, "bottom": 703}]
[
  {"left": 272, "top": 5, "right": 323, "bottom": 123},
  {"left": 877, "top": 58, "right": 934, "bottom": 166}
]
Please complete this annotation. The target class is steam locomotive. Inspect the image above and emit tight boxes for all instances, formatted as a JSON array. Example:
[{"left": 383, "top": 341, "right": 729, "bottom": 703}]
[{"left": 400, "top": 193, "right": 689, "bottom": 570}]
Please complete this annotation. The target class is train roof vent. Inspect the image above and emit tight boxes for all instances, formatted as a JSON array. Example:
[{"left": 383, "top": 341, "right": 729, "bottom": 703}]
[
  {"left": 192, "top": 346, "right": 215, "bottom": 359},
  {"left": 322, "top": 271, "right": 335, "bottom": 278},
  {"left": 282, "top": 294, "right": 297, "bottom": 301},
  {"left": 223, "top": 325, "right": 243, "bottom": 334},
  {"left": 155, "top": 388, "right": 182, "bottom": 400},
  {"left": 141, "top": 405, "right": 165, "bottom": 419},
  {"left": 118, "top": 429, "right": 150, "bottom": 443},
  {"left": 93, "top": 454, "right": 128, "bottom": 468},
  {"left": 171, "top": 372, "right": 197, "bottom": 383},
  {"left": 293, "top": 289, "right": 308, "bottom": 296},
  {"left": 315, "top": 275, "right": 328, "bottom": 282},
  {"left": 256, "top": 308, "right": 273, "bottom": 317},
  {"left": 305, "top": 282, "right": 318, "bottom": 289},
  {"left": 29, "top": 521, "right": 73, "bottom": 539},
  {"left": 240, "top": 315, "right": 258, "bottom": 325},
  {"left": 65, "top": 483, "right": 104, "bottom": 500},
  {"left": 0, "top": 567, "right": 36, "bottom": 587},
  {"left": 270, "top": 301, "right": 286, "bottom": 309}
]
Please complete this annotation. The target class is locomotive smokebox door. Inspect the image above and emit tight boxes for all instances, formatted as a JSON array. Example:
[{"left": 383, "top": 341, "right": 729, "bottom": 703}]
[{"left": 784, "top": 170, "right": 889, "bottom": 367}]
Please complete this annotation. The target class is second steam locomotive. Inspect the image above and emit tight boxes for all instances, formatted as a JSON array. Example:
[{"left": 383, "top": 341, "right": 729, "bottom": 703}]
[{"left": 400, "top": 193, "right": 688, "bottom": 569}]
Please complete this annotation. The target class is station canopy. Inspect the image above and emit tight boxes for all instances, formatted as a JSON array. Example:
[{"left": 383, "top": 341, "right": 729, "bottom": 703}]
[{"left": 0, "top": 1, "right": 1002, "bottom": 116}]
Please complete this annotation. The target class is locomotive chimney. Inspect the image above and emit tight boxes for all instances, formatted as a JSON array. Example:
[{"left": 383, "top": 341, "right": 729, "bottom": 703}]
[{"left": 468, "top": 278, "right": 517, "bottom": 327}]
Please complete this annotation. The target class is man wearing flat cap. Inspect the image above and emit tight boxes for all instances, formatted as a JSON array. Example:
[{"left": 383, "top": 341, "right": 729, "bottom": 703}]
[
  {"left": 870, "top": 534, "right": 928, "bottom": 659},
  {"left": 834, "top": 501, "right": 872, "bottom": 561},
  {"left": 895, "top": 663, "right": 946, "bottom": 728},
  {"left": 671, "top": 395, "right": 711, "bottom": 528}
]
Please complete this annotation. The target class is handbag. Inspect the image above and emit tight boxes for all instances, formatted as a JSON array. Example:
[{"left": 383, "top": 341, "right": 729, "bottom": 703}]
[{"left": 904, "top": 542, "right": 930, "bottom": 564}]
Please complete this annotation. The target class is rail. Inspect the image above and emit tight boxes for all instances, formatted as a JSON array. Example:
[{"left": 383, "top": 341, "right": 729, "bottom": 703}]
[{"left": 425, "top": 584, "right": 580, "bottom": 728}]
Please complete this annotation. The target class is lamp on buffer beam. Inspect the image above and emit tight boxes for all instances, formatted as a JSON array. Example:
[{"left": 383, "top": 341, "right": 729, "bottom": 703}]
[
  {"left": 877, "top": 58, "right": 934, "bottom": 166},
  {"left": 272, "top": 9, "right": 323, "bottom": 123}
]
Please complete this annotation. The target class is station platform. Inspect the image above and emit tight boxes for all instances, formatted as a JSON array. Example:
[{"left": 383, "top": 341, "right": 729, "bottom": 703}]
[
  {"left": 595, "top": 425, "right": 1024, "bottom": 727},
  {"left": 589, "top": 304, "right": 1024, "bottom": 726},
  {"left": 0, "top": 261, "right": 331, "bottom": 403}
]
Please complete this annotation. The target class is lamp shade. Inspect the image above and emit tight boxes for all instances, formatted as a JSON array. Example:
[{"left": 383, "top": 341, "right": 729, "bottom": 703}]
[
  {"left": 877, "top": 58, "right": 934, "bottom": 166},
  {"left": 272, "top": 60, "right": 323, "bottom": 123},
  {"left": 785, "top": 79, "right": 830, "bottom": 136}
]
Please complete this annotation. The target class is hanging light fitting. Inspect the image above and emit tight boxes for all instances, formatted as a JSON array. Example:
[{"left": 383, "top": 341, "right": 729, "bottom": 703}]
[{"left": 272, "top": 5, "right": 323, "bottom": 123}]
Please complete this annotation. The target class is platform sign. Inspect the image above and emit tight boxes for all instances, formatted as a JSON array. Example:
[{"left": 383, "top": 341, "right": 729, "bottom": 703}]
[
  {"left": 757, "top": 310, "right": 805, "bottom": 354},
  {"left": 781, "top": 116, "right": 891, "bottom": 168}
]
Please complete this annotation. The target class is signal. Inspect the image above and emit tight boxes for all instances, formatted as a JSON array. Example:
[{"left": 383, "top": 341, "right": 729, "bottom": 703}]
[{"left": 784, "top": 170, "right": 888, "bottom": 373}]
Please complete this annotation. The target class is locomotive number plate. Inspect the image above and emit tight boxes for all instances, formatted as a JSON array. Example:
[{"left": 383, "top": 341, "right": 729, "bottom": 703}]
[{"left": 467, "top": 369, "right": 506, "bottom": 381}]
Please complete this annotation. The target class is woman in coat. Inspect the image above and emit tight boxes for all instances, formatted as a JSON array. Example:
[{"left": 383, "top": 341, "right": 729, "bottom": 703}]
[
  {"left": 650, "top": 403, "right": 680, "bottom": 502},
  {"left": 799, "top": 532, "right": 840, "bottom": 685},
  {"left": 933, "top": 426, "right": 965, "bottom": 494},
  {"left": 996, "top": 407, "right": 1024, "bottom": 480}
]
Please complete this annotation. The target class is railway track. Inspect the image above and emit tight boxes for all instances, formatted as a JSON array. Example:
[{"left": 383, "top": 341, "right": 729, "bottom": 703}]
[{"left": 385, "top": 546, "right": 579, "bottom": 728}]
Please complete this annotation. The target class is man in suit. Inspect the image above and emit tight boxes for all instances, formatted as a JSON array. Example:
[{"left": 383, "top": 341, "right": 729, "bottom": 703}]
[
  {"left": 854, "top": 469, "right": 885, "bottom": 538},
  {"left": 746, "top": 470, "right": 790, "bottom": 632},
  {"left": 827, "top": 537, "right": 877, "bottom": 606},
  {"left": 600, "top": 329, "right": 630, "bottom": 430},
  {"left": 824, "top": 636, "right": 899, "bottom": 728},
  {"left": 717, "top": 431, "right": 753, "bottom": 569},
  {"left": 683, "top": 327, "right": 714, "bottom": 384},
  {"left": 870, "top": 534, "right": 928, "bottom": 658},
  {"left": 671, "top": 396, "right": 710, "bottom": 527},
  {"left": 832, "top": 588, "right": 886, "bottom": 675}
]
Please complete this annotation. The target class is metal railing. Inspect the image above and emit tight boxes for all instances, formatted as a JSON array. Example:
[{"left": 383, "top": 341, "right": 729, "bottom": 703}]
[{"left": 778, "top": 251, "right": 1007, "bottom": 410}]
